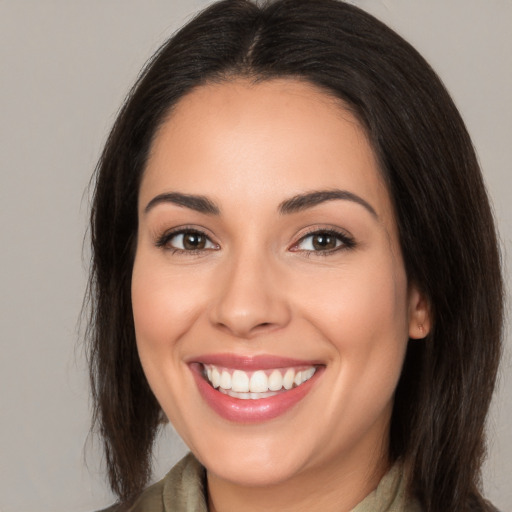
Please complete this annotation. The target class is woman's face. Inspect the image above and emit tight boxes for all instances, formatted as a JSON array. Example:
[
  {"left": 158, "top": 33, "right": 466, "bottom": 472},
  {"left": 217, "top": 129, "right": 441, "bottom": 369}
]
[{"left": 132, "top": 79, "right": 428, "bottom": 487}]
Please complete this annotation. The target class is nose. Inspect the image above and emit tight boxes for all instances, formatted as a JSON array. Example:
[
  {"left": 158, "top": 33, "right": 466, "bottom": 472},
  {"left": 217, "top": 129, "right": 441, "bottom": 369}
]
[{"left": 208, "top": 252, "right": 291, "bottom": 339}]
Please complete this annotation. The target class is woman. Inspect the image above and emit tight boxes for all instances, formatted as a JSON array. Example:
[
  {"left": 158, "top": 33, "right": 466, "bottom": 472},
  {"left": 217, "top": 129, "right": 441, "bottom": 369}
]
[{"left": 87, "top": 0, "right": 503, "bottom": 511}]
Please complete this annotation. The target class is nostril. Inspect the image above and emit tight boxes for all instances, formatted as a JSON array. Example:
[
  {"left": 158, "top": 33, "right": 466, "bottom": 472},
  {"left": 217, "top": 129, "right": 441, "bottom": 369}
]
[{"left": 249, "top": 321, "right": 280, "bottom": 336}]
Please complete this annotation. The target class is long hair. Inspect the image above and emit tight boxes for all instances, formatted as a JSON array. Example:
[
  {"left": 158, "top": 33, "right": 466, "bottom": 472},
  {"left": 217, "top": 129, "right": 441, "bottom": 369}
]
[{"left": 86, "top": 1, "right": 503, "bottom": 509}]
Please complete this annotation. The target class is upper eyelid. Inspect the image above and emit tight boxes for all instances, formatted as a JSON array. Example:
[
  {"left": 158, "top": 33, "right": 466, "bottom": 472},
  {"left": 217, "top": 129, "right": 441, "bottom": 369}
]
[
  {"left": 156, "top": 225, "right": 215, "bottom": 238},
  {"left": 155, "top": 226, "right": 217, "bottom": 247},
  {"left": 154, "top": 225, "right": 354, "bottom": 250},
  {"left": 294, "top": 226, "right": 353, "bottom": 242},
  {"left": 290, "top": 227, "right": 355, "bottom": 251}
]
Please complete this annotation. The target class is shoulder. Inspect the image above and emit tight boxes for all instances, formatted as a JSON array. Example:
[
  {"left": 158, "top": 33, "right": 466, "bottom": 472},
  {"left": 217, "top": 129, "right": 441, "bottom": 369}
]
[
  {"left": 98, "top": 453, "right": 206, "bottom": 512},
  {"left": 96, "top": 478, "right": 166, "bottom": 512}
]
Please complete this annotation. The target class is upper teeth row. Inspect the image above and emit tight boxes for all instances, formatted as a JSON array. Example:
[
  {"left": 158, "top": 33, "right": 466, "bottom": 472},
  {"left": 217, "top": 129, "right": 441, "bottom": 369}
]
[{"left": 204, "top": 365, "right": 316, "bottom": 393}]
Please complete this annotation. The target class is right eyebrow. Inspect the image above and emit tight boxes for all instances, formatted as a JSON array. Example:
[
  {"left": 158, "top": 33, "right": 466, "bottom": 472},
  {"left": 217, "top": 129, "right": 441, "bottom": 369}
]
[{"left": 144, "top": 192, "right": 220, "bottom": 215}]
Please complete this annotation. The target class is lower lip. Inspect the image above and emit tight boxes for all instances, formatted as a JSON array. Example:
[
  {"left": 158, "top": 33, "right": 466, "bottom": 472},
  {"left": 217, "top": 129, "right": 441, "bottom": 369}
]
[{"left": 190, "top": 363, "right": 323, "bottom": 423}]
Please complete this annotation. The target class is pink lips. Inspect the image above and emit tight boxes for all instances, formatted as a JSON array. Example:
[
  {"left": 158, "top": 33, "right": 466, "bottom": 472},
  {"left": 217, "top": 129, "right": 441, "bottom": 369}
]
[{"left": 189, "top": 354, "right": 324, "bottom": 423}]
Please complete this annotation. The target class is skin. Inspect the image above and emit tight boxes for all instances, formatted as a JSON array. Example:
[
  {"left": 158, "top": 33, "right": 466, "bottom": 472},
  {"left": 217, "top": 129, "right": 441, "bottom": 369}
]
[{"left": 132, "top": 78, "right": 430, "bottom": 512}]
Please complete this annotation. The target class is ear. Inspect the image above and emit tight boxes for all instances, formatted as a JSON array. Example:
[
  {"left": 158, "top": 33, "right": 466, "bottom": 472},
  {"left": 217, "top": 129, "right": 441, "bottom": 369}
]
[{"left": 407, "top": 284, "right": 431, "bottom": 339}]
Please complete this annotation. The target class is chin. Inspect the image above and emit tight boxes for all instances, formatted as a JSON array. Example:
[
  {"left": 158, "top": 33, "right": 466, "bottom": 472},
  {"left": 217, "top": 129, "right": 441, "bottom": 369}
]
[
  {"left": 204, "top": 450, "right": 308, "bottom": 488},
  {"left": 188, "top": 427, "right": 314, "bottom": 487}
]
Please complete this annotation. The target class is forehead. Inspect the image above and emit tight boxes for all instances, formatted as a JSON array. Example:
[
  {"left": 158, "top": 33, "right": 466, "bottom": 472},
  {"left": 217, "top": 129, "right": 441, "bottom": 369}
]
[{"left": 141, "top": 78, "right": 392, "bottom": 223}]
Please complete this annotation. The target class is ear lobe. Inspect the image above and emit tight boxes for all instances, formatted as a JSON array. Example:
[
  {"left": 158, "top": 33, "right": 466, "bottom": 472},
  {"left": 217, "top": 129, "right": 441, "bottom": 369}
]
[{"left": 408, "top": 285, "right": 431, "bottom": 339}]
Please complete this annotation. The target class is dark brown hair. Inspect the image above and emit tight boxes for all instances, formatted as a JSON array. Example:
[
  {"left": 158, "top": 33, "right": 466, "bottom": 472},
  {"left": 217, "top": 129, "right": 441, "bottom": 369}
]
[{"left": 86, "top": 1, "right": 503, "bottom": 510}]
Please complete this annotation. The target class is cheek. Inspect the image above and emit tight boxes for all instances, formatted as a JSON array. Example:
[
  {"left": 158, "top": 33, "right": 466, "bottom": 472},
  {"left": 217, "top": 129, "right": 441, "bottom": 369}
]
[
  {"left": 131, "top": 253, "right": 207, "bottom": 362},
  {"left": 130, "top": 252, "right": 212, "bottom": 431},
  {"left": 310, "top": 263, "right": 409, "bottom": 429},
  {"left": 296, "top": 255, "right": 410, "bottom": 403},
  {"left": 301, "top": 260, "right": 408, "bottom": 344}
]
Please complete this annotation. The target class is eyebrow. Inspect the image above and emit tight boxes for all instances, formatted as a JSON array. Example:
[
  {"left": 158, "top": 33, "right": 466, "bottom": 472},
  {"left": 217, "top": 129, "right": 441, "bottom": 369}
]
[
  {"left": 144, "top": 192, "right": 220, "bottom": 215},
  {"left": 278, "top": 189, "right": 377, "bottom": 217},
  {"left": 144, "top": 188, "right": 377, "bottom": 218}
]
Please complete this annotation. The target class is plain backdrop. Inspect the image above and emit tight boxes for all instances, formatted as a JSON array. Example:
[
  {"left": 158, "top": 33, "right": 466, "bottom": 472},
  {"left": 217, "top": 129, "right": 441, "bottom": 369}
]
[{"left": 0, "top": 1, "right": 510, "bottom": 511}]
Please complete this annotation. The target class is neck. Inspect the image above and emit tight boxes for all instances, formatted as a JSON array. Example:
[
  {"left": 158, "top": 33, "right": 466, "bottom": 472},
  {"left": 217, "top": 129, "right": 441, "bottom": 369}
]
[{"left": 207, "top": 446, "right": 389, "bottom": 512}]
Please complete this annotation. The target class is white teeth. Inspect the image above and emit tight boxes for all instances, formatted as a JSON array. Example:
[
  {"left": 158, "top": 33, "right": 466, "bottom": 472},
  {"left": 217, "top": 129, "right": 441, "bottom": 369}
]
[
  {"left": 283, "top": 368, "right": 295, "bottom": 390},
  {"left": 249, "top": 370, "right": 268, "bottom": 392},
  {"left": 231, "top": 370, "right": 250, "bottom": 392},
  {"left": 211, "top": 367, "right": 220, "bottom": 388},
  {"left": 268, "top": 369, "right": 283, "bottom": 391},
  {"left": 204, "top": 364, "right": 317, "bottom": 398},
  {"left": 219, "top": 389, "right": 278, "bottom": 399},
  {"left": 303, "top": 367, "right": 315, "bottom": 380},
  {"left": 220, "top": 370, "right": 231, "bottom": 390}
]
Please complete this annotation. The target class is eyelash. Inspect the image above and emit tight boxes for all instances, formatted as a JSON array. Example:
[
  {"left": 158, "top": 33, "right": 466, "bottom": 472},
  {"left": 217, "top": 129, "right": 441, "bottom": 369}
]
[
  {"left": 291, "top": 228, "right": 356, "bottom": 256},
  {"left": 155, "top": 227, "right": 218, "bottom": 255},
  {"left": 155, "top": 227, "right": 356, "bottom": 256}
]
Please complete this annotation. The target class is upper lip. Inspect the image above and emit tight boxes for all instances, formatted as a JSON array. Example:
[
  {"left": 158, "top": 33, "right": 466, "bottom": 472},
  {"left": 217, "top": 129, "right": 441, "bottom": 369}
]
[{"left": 187, "top": 353, "right": 323, "bottom": 370}]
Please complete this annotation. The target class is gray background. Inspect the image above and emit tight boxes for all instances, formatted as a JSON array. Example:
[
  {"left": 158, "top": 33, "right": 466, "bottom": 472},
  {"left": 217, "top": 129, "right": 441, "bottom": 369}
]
[{"left": 0, "top": 1, "right": 510, "bottom": 511}]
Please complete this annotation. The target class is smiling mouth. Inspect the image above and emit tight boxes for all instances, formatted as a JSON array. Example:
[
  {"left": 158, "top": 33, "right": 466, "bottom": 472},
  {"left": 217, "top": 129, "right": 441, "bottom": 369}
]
[{"left": 202, "top": 364, "right": 318, "bottom": 400}]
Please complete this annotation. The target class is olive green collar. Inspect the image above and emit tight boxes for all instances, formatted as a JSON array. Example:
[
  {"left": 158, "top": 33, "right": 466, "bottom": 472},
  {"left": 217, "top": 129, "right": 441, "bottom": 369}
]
[{"left": 124, "top": 452, "right": 421, "bottom": 512}]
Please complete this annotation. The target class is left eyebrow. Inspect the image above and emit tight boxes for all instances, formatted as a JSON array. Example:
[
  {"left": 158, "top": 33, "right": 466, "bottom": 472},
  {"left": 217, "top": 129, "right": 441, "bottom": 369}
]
[{"left": 278, "top": 189, "right": 378, "bottom": 218}]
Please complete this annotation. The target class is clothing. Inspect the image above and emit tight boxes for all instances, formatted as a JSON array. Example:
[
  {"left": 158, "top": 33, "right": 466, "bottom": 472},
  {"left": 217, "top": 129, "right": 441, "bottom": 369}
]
[{"left": 102, "top": 453, "right": 421, "bottom": 512}]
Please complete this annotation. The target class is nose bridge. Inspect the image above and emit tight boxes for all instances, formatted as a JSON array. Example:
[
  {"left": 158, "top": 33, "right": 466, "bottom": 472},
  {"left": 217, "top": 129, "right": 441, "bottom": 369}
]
[{"left": 209, "top": 243, "right": 290, "bottom": 338}]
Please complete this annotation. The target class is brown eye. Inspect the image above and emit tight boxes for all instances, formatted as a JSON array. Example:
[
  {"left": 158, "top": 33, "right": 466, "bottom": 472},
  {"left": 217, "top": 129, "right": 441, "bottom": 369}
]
[
  {"left": 311, "top": 233, "right": 337, "bottom": 250},
  {"left": 159, "top": 230, "right": 217, "bottom": 252},
  {"left": 293, "top": 229, "right": 355, "bottom": 254},
  {"left": 182, "top": 232, "right": 207, "bottom": 250}
]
